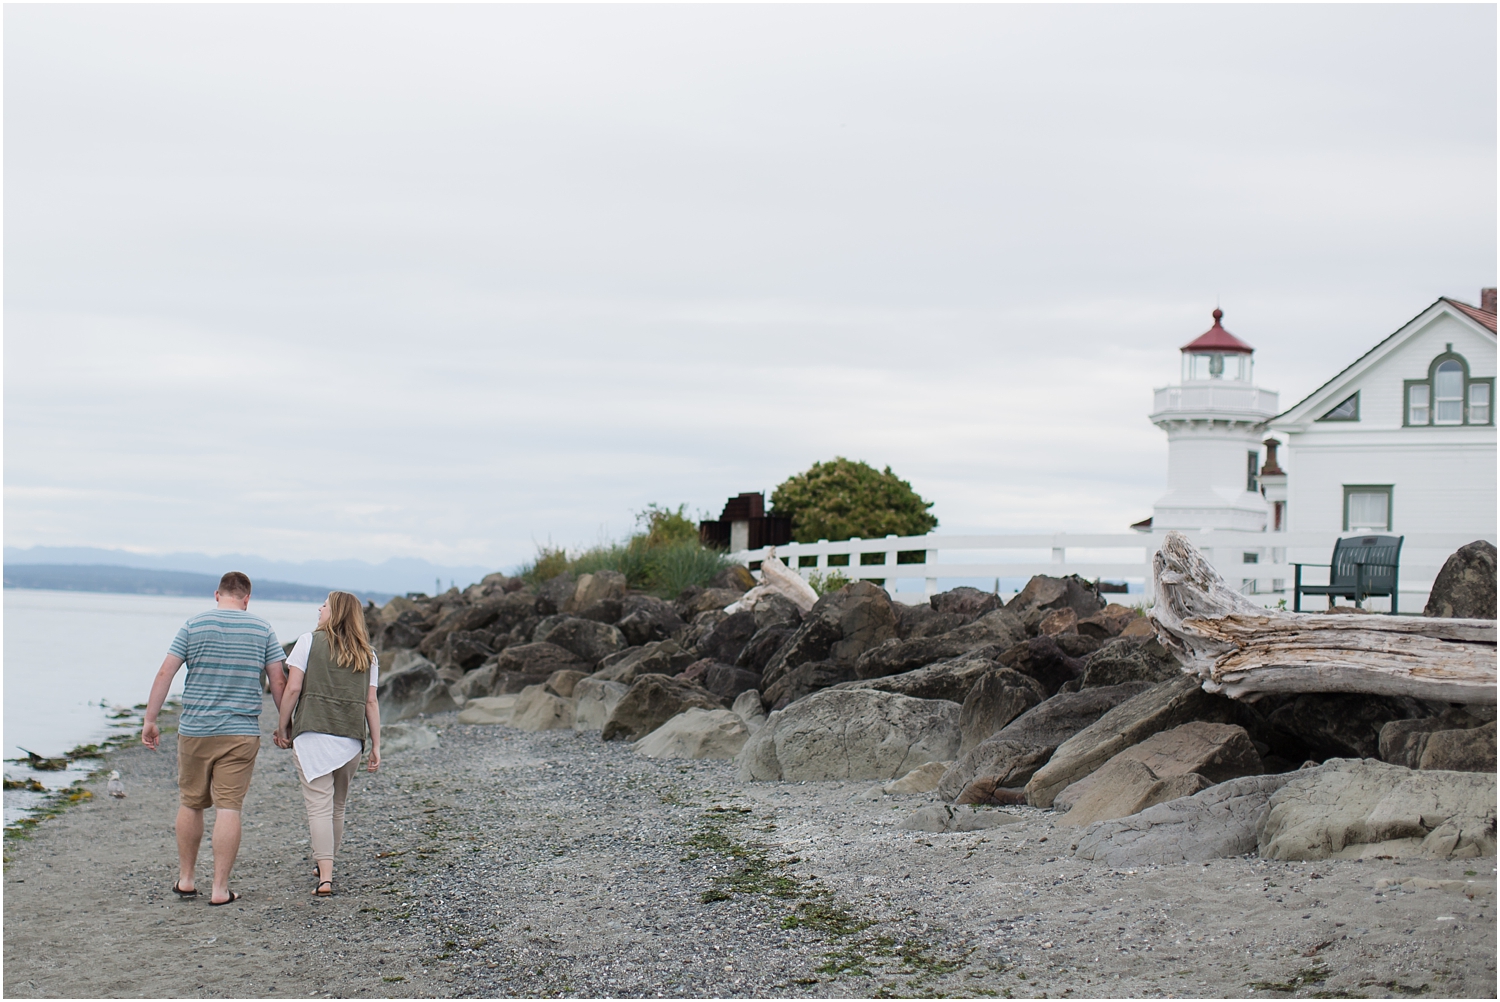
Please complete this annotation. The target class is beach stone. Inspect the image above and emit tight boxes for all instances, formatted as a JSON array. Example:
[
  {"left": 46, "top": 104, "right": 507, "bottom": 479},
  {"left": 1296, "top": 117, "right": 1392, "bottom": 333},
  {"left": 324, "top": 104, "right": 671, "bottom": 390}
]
[
  {"left": 1038, "top": 607, "right": 1078, "bottom": 636},
  {"left": 1077, "top": 604, "right": 1138, "bottom": 640},
  {"left": 833, "top": 652, "right": 1025, "bottom": 706},
  {"left": 544, "top": 669, "right": 590, "bottom": 699},
  {"left": 710, "top": 565, "right": 756, "bottom": 592},
  {"left": 593, "top": 640, "right": 697, "bottom": 685},
  {"left": 456, "top": 695, "right": 518, "bottom": 725},
  {"left": 731, "top": 689, "right": 768, "bottom": 734},
  {"left": 377, "top": 657, "right": 458, "bottom": 723},
  {"left": 438, "top": 630, "right": 498, "bottom": 671},
  {"left": 679, "top": 658, "right": 715, "bottom": 683},
  {"left": 1119, "top": 617, "right": 1156, "bottom": 639},
  {"left": 735, "top": 622, "right": 799, "bottom": 673},
  {"left": 929, "top": 586, "right": 1002, "bottom": 620},
  {"left": 532, "top": 616, "right": 627, "bottom": 665},
  {"left": 752, "top": 594, "right": 803, "bottom": 629},
  {"left": 1006, "top": 574, "right": 1105, "bottom": 633},
  {"left": 1080, "top": 636, "right": 1181, "bottom": 689},
  {"left": 703, "top": 663, "right": 762, "bottom": 703},
  {"left": 602, "top": 674, "right": 723, "bottom": 742},
  {"left": 1268, "top": 692, "right": 1425, "bottom": 761},
  {"left": 1025, "top": 675, "right": 1232, "bottom": 807},
  {"left": 1417, "top": 722, "right": 1497, "bottom": 773},
  {"left": 956, "top": 667, "right": 1049, "bottom": 755},
  {"left": 616, "top": 594, "right": 686, "bottom": 647},
  {"left": 995, "top": 636, "right": 1088, "bottom": 696},
  {"left": 697, "top": 610, "right": 758, "bottom": 664},
  {"left": 632, "top": 708, "right": 750, "bottom": 760},
  {"left": 853, "top": 609, "right": 1027, "bottom": 680},
  {"left": 760, "top": 583, "right": 898, "bottom": 686},
  {"left": 895, "top": 604, "right": 968, "bottom": 640},
  {"left": 1257, "top": 758, "right": 1498, "bottom": 861},
  {"left": 564, "top": 570, "right": 628, "bottom": 614},
  {"left": 883, "top": 760, "right": 951, "bottom": 794},
  {"left": 495, "top": 641, "right": 590, "bottom": 676},
  {"left": 676, "top": 587, "right": 745, "bottom": 618},
  {"left": 573, "top": 678, "right": 629, "bottom": 731},
  {"left": 898, "top": 804, "right": 1023, "bottom": 833},
  {"left": 576, "top": 598, "right": 623, "bottom": 624},
  {"left": 1423, "top": 540, "right": 1497, "bottom": 619},
  {"left": 1072, "top": 772, "right": 1306, "bottom": 866},
  {"left": 510, "top": 685, "right": 575, "bottom": 732},
  {"left": 1380, "top": 709, "right": 1493, "bottom": 769},
  {"left": 954, "top": 779, "right": 1029, "bottom": 806},
  {"left": 1057, "top": 759, "right": 1212, "bottom": 828},
  {"left": 763, "top": 660, "right": 858, "bottom": 710},
  {"left": 1053, "top": 722, "right": 1263, "bottom": 812},
  {"left": 736, "top": 689, "right": 961, "bottom": 782},
  {"left": 938, "top": 682, "right": 1154, "bottom": 802},
  {"left": 453, "top": 665, "right": 501, "bottom": 702},
  {"left": 759, "top": 615, "right": 843, "bottom": 685},
  {"left": 380, "top": 722, "right": 440, "bottom": 753},
  {"left": 534, "top": 573, "right": 576, "bottom": 616}
]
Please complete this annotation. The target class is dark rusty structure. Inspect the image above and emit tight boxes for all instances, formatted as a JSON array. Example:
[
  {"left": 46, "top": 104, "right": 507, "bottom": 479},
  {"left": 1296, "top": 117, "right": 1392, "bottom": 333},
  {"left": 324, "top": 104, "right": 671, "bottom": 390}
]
[{"left": 699, "top": 492, "right": 793, "bottom": 551}]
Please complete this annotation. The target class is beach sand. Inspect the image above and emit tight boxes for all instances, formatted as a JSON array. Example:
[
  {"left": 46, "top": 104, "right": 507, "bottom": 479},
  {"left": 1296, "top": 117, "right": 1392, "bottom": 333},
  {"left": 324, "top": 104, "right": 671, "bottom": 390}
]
[{"left": 5, "top": 697, "right": 1494, "bottom": 999}]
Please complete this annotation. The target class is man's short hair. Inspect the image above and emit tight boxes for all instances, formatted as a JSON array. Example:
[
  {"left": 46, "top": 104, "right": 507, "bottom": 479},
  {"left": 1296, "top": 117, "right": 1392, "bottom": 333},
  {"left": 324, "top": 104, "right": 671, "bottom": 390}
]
[{"left": 218, "top": 571, "right": 252, "bottom": 597}]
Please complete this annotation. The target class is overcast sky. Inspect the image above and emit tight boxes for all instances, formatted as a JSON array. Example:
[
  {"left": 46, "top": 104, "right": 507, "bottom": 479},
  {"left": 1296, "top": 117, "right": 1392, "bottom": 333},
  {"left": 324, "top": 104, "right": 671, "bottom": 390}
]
[{"left": 6, "top": 5, "right": 1495, "bottom": 571}]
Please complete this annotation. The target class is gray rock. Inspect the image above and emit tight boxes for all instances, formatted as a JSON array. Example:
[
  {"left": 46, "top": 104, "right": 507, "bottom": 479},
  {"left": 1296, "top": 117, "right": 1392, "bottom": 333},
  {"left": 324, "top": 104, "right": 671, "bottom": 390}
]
[
  {"left": 1006, "top": 574, "right": 1105, "bottom": 633},
  {"left": 675, "top": 588, "right": 745, "bottom": 618},
  {"left": 929, "top": 586, "right": 1002, "bottom": 620},
  {"left": 1257, "top": 758, "right": 1498, "bottom": 860},
  {"left": 381, "top": 722, "right": 441, "bottom": 753},
  {"left": 456, "top": 695, "right": 517, "bottom": 725},
  {"left": 1380, "top": 708, "right": 1492, "bottom": 768},
  {"left": 1268, "top": 692, "right": 1425, "bottom": 761},
  {"left": 593, "top": 641, "right": 697, "bottom": 685},
  {"left": 495, "top": 641, "right": 590, "bottom": 676},
  {"left": 1054, "top": 721, "right": 1263, "bottom": 812},
  {"left": 853, "top": 609, "right": 1027, "bottom": 680},
  {"left": 602, "top": 674, "right": 723, "bottom": 742},
  {"left": 543, "top": 669, "right": 590, "bottom": 699},
  {"left": 834, "top": 652, "right": 1030, "bottom": 707},
  {"left": 577, "top": 598, "right": 624, "bottom": 624},
  {"left": 735, "top": 622, "right": 799, "bottom": 673},
  {"left": 1072, "top": 772, "right": 1306, "bottom": 866},
  {"left": 881, "top": 760, "right": 951, "bottom": 794},
  {"left": 703, "top": 663, "right": 762, "bottom": 703},
  {"left": 763, "top": 659, "right": 857, "bottom": 710},
  {"left": 1056, "top": 759, "right": 1212, "bottom": 828},
  {"left": 760, "top": 582, "right": 898, "bottom": 686},
  {"left": 573, "top": 678, "right": 629, "bottom": 731},
  {"left": 709, "top": 565, "right": 756, "bottom": 593},
  {"left": 898, "top": 804, "right": 1023, "bottom": 833},
  {"left": 895, "top": 604, "right": 968, "bottom": 640},
  {"left": 632, "top": 708, "right": 750, "bottom": 760},
  {"left": 759, "top": 615, "right": 843, "bottom": 687},
  {"left": 1079, "top": 636, "right": 1181, "bottom": 689},
  {"left": 937, "top": 682, "right": 1153, "bottom": 802},
  {"left": 532, "top": 616, "right": 627, "bottom": 665},
  {"left": 510, "top": 685, "right": 575, "bottom": 731},
  {"left": 1424, "top": 540, "right": 1497, "bottom": 619},
  {"left": 752, "top": 594, "right": 803, "bottom": 629},
  {"left": 995, "top": 637, "right": 1088, "bottom": 696},
  {"left": 564, "top": 570, "right": 628, "bottom": 615},
  {"left": 438, "top": 630, "right": 498, "bottom": 671},
  {"left": 736, "top": 688, "right": 961, "bottom": 782},
  {"left": 1025, "top": 675, "right": 1234, "bottom": 807},
  {"left": 616, "top": 594, "right": 686, "bottom": 647},
  {"left": 1417, "top": 721, "right": 1497, "bottom": 773},
  {"left": 731, "top": 689, "right": 768, "bottom": 734},
  {"left": 957, "top": 667, "right": 1049, "bottom": 756},
  {"left": 534, "top": 572, "right": 577, "bottom": 617},
  {"left": 697, "top": 610, "right": 758, "bottom": 664},
  {"left": 377, "top": 657, "right": 458, "bottom": 723}
]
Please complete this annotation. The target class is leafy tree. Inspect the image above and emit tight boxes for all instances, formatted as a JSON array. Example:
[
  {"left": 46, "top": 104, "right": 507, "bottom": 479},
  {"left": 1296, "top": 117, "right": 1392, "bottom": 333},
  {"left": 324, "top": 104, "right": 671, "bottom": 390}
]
[{"left": 771, "top": 458, "right": 937, "bottom": 543}]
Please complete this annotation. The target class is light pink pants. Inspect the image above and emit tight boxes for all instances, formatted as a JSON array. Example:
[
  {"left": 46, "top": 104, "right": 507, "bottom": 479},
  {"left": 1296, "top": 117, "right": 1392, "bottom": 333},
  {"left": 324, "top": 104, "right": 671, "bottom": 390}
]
[{"left": 293, "top": 750, "right": 359, "bottom": 863}]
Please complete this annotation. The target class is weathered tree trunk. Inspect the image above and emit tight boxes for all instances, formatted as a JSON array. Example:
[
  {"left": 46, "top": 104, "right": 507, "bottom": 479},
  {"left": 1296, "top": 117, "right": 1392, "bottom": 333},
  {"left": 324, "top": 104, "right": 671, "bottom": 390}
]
[{"left": 1150, "top": 531, "right": 1497, "bottom": 705}]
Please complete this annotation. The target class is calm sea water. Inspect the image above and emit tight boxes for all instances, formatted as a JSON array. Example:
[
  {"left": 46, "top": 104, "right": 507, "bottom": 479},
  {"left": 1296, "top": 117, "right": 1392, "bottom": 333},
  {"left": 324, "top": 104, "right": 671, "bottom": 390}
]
[{"left": 4, "top": 588, "right": 322, "bottom": 760}]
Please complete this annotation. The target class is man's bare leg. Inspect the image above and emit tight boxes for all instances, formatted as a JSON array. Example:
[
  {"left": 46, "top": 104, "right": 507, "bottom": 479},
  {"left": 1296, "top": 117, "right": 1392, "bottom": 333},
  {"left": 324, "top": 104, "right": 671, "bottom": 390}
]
[
  {"left": 176, "top": 806, "right": 204, "bottom": 893},
  {"left": 210, "top": 809, "right": 242, "bottom": 903}
]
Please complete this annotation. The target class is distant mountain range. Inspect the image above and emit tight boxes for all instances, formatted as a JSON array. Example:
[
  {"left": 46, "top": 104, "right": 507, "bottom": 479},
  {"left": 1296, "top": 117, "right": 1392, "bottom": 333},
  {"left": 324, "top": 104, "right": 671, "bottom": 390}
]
[
  {"left": 2, "top": 564, "right": 394, "bottom": 603},
  {"left": 3, "top": 546, "right": 501, "bottom": 597}
]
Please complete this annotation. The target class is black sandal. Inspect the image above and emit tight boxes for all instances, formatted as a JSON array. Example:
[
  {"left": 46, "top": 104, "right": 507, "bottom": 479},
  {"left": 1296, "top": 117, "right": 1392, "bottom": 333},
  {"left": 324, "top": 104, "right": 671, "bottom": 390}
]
[
  {"left": 313, "top": 880, "right": 333, "bottom": 897},
  {"left": 171, "top": 881, "right": 197, "bottom": 898},
  {"left": 208, "top": 891, "right": 241, "bottom": 906}
]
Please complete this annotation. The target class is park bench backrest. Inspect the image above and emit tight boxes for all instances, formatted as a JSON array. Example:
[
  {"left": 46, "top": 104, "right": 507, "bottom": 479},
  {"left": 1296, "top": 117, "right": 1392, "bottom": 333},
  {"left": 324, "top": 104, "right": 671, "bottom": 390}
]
[{"left": 1330, "top": 535, "right": 1403, "bottom": 593}]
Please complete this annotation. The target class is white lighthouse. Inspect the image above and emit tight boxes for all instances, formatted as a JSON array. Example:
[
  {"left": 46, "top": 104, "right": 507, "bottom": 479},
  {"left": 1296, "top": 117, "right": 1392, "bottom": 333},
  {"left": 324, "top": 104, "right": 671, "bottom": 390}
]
[{"left": 1149, "top": 308, "right": 1280, "bottom": 531}]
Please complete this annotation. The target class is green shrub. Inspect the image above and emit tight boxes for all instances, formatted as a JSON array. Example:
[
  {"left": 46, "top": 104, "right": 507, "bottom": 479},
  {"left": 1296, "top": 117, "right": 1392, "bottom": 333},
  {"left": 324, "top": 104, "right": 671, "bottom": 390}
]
[
  {"left": 518, "top": 504, "right": 734, "bottom": 598},
  {"left": 771, "top": 457, "right": 937, "bottom": 543},
  {"left": 806, "top": 569, "right": 852, "bottom": 596}
]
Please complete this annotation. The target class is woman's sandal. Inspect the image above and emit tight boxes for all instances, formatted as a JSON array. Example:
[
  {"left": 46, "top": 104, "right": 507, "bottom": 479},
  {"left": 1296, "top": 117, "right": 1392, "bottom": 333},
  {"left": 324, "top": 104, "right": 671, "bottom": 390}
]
[
  {"left": 171, "top": 881, "right": 197, "bottom": 898},
  {"left": 208, "top": 891, "right": 241, "bottom": 906},
  {"left": 313, "top": 880, "right": 334, "bottom": 897}
]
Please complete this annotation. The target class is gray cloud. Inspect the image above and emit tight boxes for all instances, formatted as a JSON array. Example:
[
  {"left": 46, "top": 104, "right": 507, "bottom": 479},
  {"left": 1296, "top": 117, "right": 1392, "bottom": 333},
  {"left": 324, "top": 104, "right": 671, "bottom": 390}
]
[{"left": 5, "top": 5, "right": 1494, "bottom": 569}]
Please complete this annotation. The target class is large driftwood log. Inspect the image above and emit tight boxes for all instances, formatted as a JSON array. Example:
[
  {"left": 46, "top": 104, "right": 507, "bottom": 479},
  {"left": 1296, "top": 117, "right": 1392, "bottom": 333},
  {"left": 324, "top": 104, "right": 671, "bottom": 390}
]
[{"left": 1149, "top": 531, "right": 1497, "bottom": 704}]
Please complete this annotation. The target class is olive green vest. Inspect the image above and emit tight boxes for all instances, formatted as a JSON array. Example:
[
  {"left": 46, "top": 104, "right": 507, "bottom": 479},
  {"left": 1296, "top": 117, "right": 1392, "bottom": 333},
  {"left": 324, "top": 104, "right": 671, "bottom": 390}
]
[{"left": 290, "top": 631, "right": 369, "bottom": 745}]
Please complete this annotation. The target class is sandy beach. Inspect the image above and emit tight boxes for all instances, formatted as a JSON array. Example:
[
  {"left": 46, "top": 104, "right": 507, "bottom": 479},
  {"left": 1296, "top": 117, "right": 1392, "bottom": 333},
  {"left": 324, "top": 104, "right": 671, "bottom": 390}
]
[{"left": 4, "top": 698, "right": 1494, "bottom": 1000}]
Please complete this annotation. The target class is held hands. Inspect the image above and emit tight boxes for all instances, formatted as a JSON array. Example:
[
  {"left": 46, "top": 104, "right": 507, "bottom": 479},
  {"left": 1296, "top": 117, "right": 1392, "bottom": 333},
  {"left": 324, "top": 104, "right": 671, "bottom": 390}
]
[{"left": 273, "top": 727, "right": 291, "bottom": 750}]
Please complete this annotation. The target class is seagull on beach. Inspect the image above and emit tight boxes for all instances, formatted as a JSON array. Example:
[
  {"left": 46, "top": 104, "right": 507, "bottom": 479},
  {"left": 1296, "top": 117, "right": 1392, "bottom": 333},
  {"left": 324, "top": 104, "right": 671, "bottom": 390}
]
[{"left": 106, "top": 771, "right": 125, "bottom": 798}]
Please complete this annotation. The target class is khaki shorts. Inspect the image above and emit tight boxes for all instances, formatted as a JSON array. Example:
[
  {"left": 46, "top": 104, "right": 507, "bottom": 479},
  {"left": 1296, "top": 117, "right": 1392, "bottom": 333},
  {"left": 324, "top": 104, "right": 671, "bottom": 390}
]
[{"left": 177, "top": 735, "right": 260, "bottom": 811}]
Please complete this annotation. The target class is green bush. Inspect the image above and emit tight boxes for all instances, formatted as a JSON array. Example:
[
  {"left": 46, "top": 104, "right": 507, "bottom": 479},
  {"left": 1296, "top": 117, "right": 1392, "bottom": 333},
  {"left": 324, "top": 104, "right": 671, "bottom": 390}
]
[
  {"left": 518, "top": 504, "right": 734, "bottom": 598},
  {"left": 771, "top": 457, "right": 938, "bottom": 543}
]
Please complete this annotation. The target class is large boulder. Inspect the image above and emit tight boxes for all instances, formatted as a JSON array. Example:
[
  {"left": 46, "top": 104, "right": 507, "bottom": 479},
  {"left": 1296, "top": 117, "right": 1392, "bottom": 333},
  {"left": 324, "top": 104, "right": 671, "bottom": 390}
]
[
  {"left": 1423, "top": 540, "right": 1497, "bottom": 619},
  {"left": 495, "top": 641, "right": 590, "bottom": 676},
  {"left": 1266, "top": 692, "right": 1426, "bottom": 761},
  {"left": 534, "top": 572, "right": 577, "bottom": 616},
  {"left": 616, "top": 594, "right": 686, "bottom": 647},
  {"left": 377, "top": 657, "right": 459, "bottom": 723},
  {"left": 938, "top": 682, "right": 1153, "bottom": 802},
  {"left": 632, "top": 708, "right": 750, "bottom": 760},
  {"left": 1072, "top": 772, "right": 1306, "bottom": 866},
  {"left": 456, "top": 695, "right": 518, "bottom": 725},
  {"left": 762, "top": 659, "right": 858, "bottom": 710},
  {"left": 696, "top": 610, "right": 758, "bottom": 664},
  {"left": 1006, "top": 574, "right": 1105, "bottom": 633},
  {"left": 533, "top": 616, "right": 627, "bottom": 665},
  {"left": 381, "top": 610, "right": 429, "bottom": 650},
  {"left": 1024, "top": 675, "right": 1234, "bottom": 807},
  {"left": 709, "top": 565, "right": 757, "bottom": 593},
  {"left": 573, "top": 677, "right": 629, "bottom": 731},
  {"left": 1056, "top": 759, "right": 1212, "bottom": 828},
  {"left": 735, "top": 622, "right": 800, "bottom": 673},
  {"left": 564, "top": 570, "right": 628, "bottom": 614},
  {"left": 930, "top": 586, "right": 1002, "bottom": 620},
  {"left": 1257, "top": 758, "right": 1497, "bottom": 860},
  {"left": 895, "top": 603, "right": 968, "bottom": 640},
  {"left": 544, "top": 669, "right": 590, "bottom": 699},
  {"left": 956, "top": 667, "right": 1049, "bottom": 756},
  {"left": 1079, "top": 636, "right": 1181, "bottom": 689},
  {"left": 760, "top": 582, "right": 898, "bottom": 687},
  {"left": 1076, "top": 604, "right": 1139, "bottom": 640},
  {"left": 437, "top": 630, "right": 500, "bottom": 671},
  {"left": 995, "top": 637, "right": 1088, "bottom": 696},
  {"left": 835, "top": 653, "right": 1036, "bottom": 707},
  {"left": 1054, "top": 721, "right": 1263, "bottom": 814},
  {"left": 731, "top": 689, "right": 768, "bottom": 734},
  {"left": 593, "top": 640, "right": 697, "bottom": 685},
  {"left": 510, "top": 685, "right": 575, "bottom": 731},
  {"left": 601, "top": 674, "right": 723, "bottom": 742},
  {"left": 852, "top": 609, "right": 1026, "bottom": 680},
  {"left": 703, "top": 663, "right": 762, "bottom": 703},
  {"left": 1382, "top": 711, "right": 1496, "bottom": 772},
  {"left": 753, "top": 594, "right": 803, "bottom": 629},
  {"left": 675, "top": 587, "right": 745, "bottom": 618},
  {"left": 737, "top": 688, "right": 962, "bottom": 782}
]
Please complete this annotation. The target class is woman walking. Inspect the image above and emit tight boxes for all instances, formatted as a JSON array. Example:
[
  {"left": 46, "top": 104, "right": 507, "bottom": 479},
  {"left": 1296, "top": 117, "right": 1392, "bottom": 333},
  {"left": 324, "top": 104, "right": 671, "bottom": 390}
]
[{"left": 275, "top": 591, "right": 380, "bottom": 896}]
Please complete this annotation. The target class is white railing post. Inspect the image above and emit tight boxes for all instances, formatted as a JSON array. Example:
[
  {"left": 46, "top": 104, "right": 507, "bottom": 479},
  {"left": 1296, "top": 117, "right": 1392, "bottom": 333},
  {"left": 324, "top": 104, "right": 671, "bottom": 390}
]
[
  {"left": 817, "top": 539, "right": 828, "bottom": 573},
  {"left": 884, "top": 534, "right": 898, "bottom": 596}
]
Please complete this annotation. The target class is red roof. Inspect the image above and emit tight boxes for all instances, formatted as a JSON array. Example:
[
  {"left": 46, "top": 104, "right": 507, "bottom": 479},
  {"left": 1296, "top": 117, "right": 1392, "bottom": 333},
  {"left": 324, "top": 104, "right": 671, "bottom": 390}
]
[
  {"left": 1442, "top": 297, "right": 1498, "bottom": 333},
  {"left": 1181, "top": 308, "right": 1254, "bottom": 354}
]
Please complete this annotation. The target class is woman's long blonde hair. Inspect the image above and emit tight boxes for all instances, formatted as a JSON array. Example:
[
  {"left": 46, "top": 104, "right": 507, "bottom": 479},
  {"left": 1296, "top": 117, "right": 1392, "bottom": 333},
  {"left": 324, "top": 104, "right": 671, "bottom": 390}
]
[{"left": 324, "top": 591, "right": 374, "bottom": 672}]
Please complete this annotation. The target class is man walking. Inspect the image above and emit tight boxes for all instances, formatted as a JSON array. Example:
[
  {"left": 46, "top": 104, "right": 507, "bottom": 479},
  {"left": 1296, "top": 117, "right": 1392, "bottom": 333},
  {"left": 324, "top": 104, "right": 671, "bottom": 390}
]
[{"left": 142, "top": 572, "right": 288, "bottom": 905}]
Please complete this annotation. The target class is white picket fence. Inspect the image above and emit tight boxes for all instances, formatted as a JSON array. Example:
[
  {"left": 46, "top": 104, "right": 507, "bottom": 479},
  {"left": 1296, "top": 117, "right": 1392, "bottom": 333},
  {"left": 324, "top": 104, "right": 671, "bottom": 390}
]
[{"left": 733, "top": 530, "right": 1494, "bottom": 613}]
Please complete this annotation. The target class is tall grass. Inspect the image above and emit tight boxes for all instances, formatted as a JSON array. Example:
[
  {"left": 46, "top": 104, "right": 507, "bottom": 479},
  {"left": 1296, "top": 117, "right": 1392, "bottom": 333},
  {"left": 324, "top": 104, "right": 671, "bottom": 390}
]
[{"left": 518, "top": 504, "right": 735, "bottom": 598}]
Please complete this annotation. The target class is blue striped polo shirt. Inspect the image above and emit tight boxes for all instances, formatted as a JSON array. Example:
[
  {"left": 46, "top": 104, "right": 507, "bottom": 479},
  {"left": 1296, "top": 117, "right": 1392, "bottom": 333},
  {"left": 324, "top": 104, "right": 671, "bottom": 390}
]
[{"left": 169, "top": 609, "right": 285, "bottom": 737}]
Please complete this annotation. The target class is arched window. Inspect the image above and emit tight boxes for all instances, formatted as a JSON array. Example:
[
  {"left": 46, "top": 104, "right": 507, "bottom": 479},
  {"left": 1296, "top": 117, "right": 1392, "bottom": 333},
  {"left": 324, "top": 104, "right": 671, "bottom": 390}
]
[
  {"left": 1434, "top": 360, "right": 1465, "bottom": 424},
  {"left": 1405, "top": 348, "right": 1494, "bottom": 427}
]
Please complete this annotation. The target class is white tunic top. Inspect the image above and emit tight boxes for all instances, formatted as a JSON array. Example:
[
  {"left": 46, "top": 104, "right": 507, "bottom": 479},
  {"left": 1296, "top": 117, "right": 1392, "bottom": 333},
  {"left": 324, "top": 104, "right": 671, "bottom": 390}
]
[{"left": 287, "top": 632, "right": 378, "bottom": 781}]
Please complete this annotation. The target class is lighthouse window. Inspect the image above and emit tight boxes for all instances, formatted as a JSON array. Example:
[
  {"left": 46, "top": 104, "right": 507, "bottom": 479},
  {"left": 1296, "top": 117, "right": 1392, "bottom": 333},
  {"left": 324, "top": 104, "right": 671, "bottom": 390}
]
[{"left": 1434, "top": 361, "right": 1464, "bottom": 424}]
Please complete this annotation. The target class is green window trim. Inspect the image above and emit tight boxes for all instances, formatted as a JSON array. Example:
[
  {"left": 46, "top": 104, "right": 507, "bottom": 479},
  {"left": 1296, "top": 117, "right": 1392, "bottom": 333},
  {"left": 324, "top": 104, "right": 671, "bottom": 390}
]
[
  {"left": 1342, "top": 484, "right": 1393, "bottom": 532},
  {"left": 1404, "top": 347, "right": 1495, "bottom": 427}
]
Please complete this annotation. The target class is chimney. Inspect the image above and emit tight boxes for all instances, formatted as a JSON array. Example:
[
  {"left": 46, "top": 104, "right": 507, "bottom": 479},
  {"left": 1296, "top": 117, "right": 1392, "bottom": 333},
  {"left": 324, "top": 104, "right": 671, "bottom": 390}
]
[{"left": 1482, "top": 288, "right": 1497, "bottom": 313}]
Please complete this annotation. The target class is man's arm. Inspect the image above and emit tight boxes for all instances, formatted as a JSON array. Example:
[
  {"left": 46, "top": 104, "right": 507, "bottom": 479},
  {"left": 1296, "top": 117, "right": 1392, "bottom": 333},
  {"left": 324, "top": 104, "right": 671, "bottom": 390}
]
[
  {"left": 265, "top": 659, "right": 288, "bottom": 710},
  {"left": 142, "top": 655, "right": 185, "bottom": 751}
]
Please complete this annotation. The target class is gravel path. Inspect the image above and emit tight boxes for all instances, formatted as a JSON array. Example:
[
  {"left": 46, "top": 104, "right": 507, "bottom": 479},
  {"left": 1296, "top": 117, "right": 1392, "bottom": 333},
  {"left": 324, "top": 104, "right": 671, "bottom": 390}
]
[{"left": 5, "top": 699, "right": 1495, "bottom": 999}]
